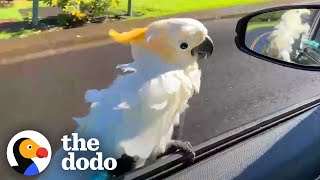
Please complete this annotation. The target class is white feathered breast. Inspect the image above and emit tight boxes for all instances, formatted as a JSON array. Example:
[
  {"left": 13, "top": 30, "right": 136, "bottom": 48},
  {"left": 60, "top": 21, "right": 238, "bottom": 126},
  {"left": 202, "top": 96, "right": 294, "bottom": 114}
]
[{"left": 74, "top": 62, "right": 201, "bottom": 160}]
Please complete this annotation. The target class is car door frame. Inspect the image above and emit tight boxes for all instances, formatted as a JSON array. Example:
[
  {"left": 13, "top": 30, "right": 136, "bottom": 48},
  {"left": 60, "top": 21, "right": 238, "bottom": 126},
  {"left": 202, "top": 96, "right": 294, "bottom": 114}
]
[{"left": 118, "top": 94, "right": 320, "bottom": 180}]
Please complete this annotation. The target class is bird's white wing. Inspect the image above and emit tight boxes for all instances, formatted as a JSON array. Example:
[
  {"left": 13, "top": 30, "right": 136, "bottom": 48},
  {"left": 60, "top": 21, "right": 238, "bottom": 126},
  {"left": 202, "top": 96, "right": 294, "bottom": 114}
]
[
  {"left": 122, "top": 70, "right": 199, "bottom": 159},
  {"left": 72, "top": 71, "right": 185, "bottom": 160},
  {"left": 119, "top": 72, "right": 183, "bottom": 159}
]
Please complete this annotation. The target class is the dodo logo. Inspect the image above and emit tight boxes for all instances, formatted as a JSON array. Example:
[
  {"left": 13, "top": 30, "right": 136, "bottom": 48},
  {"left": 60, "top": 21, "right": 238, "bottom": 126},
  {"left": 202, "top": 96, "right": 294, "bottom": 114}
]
[{"left": 6, "top": 130, "right": 52, "bottom": 176}]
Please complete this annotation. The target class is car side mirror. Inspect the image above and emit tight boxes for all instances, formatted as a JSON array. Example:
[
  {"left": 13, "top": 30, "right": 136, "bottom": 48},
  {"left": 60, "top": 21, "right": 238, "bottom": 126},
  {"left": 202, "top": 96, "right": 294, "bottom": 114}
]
[{"left": 235, "top": 5, "right": 320, "bottom": 71}]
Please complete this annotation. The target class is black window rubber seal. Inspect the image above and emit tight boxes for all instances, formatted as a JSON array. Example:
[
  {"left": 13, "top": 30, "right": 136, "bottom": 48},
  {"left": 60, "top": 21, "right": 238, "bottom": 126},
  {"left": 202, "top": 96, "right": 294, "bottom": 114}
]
[{"left": 116, "top": 94, "right": 320, "bottom": 180}]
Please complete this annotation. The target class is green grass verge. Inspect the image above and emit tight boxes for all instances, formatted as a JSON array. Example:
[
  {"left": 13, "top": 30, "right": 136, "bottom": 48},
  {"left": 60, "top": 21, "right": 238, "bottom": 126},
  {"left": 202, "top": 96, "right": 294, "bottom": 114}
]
[
  {"left": 246, "top": 21, "right": 279, "bottom": 32},
  {"left": 0, "top": 29, "right": 41, "bottom": 39},
  {"left": 0, "top": 1, "right": 47, "bottom": 21},
  {"left": 111, "top": 0, "right": 269, "bottom": 18},
  {"left": 0, "top": 0, "right": 268, "bottom": 40}
]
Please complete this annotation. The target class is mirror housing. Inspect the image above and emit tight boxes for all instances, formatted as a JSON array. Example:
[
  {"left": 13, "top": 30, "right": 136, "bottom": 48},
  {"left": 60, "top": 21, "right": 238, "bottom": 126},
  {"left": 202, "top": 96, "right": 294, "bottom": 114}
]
[{"left": 235, "top": 5, "right": 320, "bottom": 71}]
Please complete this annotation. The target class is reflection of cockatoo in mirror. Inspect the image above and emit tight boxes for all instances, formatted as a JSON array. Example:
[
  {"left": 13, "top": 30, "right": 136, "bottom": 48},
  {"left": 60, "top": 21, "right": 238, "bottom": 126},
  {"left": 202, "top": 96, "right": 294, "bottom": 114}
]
[
  {"left": 265, "top": 9, "right": 311, "bottom": 62},
  {"left": 38, "top": 18, "right": 214, "bottom": 180}
]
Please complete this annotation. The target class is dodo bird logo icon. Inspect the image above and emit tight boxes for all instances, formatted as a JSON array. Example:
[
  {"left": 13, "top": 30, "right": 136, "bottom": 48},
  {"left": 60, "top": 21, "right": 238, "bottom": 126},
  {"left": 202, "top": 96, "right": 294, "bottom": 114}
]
[{"left": 7, "top": 130, "right": 52, "bottom": 176}]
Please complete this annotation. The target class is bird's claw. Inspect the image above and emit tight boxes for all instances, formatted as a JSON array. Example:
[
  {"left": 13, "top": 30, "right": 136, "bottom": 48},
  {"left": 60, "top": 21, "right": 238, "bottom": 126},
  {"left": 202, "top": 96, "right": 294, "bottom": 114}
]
[{"left": 168, "top": 140, "right": 196, "bottom": 163}]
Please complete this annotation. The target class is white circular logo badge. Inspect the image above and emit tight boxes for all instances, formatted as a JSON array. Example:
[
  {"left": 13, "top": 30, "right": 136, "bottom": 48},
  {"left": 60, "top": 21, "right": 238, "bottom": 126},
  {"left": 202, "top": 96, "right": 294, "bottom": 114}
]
[{"left": 7, "top": 130, "right": 52, "bottom": 176}]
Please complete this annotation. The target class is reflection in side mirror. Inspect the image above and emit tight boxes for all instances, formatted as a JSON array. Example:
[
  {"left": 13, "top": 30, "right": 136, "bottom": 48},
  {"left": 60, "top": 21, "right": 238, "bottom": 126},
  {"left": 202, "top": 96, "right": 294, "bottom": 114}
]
[{"left": 245, "top": 8, "right": 320, "bottom": 67}]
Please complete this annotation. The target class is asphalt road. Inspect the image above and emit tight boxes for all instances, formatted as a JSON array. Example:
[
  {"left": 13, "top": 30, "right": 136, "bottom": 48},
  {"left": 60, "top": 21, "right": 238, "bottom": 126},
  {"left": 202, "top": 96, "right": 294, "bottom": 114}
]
[
  {"left": 2, "top": 17, "right": 320, "bottom": 179},
  {"left": 246, "top": 27, "right": 274, "bottom": 53}
]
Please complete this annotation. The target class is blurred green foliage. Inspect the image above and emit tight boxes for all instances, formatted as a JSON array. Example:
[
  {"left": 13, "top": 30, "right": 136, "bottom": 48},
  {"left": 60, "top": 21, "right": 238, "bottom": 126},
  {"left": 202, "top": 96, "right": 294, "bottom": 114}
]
[
  {"left": 0, "top": 0, "right": 14, "bottom": 7},
  {"left": 42, "top": 0, "right": 119, "bottom": 26},
  {"left": 250, "top": 10, "right": 285, "bottom": 22}
]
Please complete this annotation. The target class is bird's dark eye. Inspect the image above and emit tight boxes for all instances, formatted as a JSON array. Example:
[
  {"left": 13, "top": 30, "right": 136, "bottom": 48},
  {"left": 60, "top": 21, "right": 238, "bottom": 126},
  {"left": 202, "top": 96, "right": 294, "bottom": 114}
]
[
  {"left": 180, "top": 42, "right": 188, "bottom": 49},
  {"left": 27, "top": 145, "right": 32, "bottom": 150}
]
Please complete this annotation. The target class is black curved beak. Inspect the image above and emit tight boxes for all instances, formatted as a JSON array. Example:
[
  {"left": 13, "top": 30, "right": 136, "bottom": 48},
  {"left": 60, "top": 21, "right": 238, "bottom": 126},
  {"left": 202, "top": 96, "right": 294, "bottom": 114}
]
[
  {"left": 191, "top": 35, "right": 214, "bottom": 60},
  {"left": 300, "top": 13, "right": 310, "bottom": 24}
]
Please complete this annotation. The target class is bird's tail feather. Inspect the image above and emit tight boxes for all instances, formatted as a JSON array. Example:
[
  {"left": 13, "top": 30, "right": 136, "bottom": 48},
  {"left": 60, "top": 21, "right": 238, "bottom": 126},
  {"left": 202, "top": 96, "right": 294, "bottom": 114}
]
[{"left": 38, "top": 145, "right": 111, "bottom": 180}]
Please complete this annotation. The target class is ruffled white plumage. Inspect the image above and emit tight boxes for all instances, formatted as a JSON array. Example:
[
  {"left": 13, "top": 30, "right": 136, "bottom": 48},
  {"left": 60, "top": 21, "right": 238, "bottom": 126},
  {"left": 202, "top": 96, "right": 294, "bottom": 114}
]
[
  {"left": 76, "top": 62, "right": 200, "bottom": 160},
  {"left": 39, "top": 18, "right": 207, "bottom": 180},
  {"left": 266, "top": 9, "right": 311, "bottom": 62}
]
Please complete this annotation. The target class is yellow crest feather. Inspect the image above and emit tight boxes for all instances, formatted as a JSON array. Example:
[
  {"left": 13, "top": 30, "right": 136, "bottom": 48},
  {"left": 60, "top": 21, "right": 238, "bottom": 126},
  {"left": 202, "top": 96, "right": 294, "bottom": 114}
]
[{"left": 108, "top": 28, "right": 148, "bottom": 44}]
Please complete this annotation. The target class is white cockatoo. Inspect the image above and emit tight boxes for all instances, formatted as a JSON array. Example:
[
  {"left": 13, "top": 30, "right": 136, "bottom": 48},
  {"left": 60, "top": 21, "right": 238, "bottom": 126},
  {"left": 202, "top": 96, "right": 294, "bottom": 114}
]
[
  {"left": 38, "top": 18, "right": 214, "bottom": 180},
  {"left": 265, "top": 9, "right": 311, "bottom": 62}
]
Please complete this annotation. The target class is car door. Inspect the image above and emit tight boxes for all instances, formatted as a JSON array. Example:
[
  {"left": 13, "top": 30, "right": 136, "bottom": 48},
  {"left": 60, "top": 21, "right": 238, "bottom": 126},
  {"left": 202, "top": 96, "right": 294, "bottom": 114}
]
[{"left": 118, "top": 5, "right": 320, "bottom": 180}]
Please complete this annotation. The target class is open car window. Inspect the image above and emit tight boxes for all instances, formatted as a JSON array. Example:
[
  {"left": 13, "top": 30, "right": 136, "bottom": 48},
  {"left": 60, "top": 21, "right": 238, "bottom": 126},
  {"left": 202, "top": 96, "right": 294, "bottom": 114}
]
[{"left": 293, "top": 10, "right": 320, "bottom": 66}]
